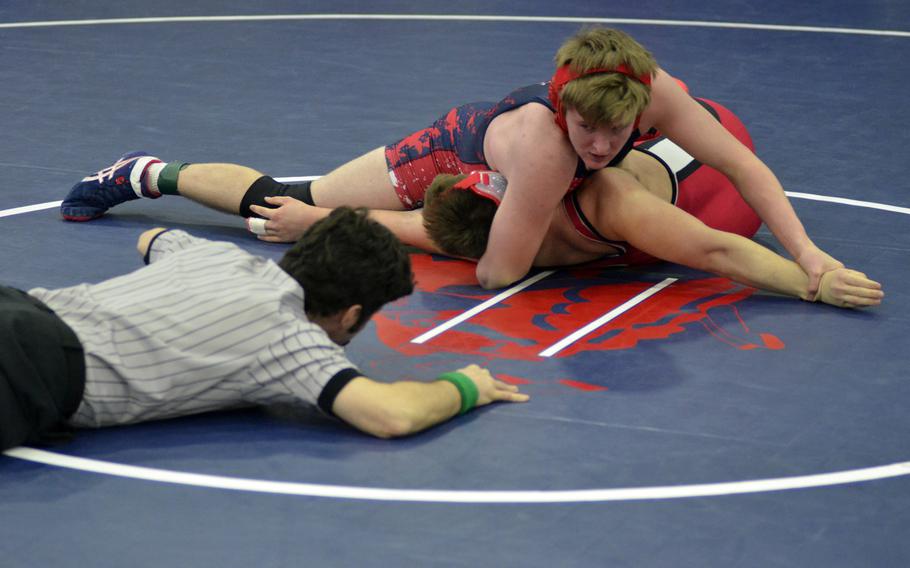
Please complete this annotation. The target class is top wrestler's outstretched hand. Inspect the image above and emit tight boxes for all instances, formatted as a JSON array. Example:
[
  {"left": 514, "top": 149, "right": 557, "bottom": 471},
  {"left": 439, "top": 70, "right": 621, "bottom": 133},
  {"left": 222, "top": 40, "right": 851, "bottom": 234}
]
[
  {"left": 795, "top": 243, "right": 844, "bottom": 298},
  {"left": 816, "top": 267, "right": 884, "bottom": 308}
]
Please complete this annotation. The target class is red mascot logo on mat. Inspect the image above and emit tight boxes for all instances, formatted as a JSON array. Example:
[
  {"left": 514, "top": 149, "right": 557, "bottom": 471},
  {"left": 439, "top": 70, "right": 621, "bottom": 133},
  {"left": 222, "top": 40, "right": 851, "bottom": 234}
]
[{"left": 373, "top": 256, "right": 784, "bottom": 361}]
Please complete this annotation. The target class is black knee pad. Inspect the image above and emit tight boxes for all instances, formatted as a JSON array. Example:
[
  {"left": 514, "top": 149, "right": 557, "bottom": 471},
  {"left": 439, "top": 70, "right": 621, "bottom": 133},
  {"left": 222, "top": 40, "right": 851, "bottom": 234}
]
[{"left": 239, "top": 176, "right": 313, "bottom": 217}]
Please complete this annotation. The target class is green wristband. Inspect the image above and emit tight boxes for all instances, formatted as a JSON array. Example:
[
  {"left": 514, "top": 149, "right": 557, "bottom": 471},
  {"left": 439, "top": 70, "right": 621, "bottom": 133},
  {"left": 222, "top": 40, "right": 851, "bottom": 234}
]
[{"left": 438, "top": 372, "right": 479, "bottom": 415}]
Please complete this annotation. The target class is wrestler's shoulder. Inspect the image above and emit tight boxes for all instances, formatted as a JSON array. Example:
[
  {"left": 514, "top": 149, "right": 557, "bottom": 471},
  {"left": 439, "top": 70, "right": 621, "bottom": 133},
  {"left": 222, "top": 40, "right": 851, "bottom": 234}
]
[{"left": 494, "top": 102, "right": 565, "bottom": 142}]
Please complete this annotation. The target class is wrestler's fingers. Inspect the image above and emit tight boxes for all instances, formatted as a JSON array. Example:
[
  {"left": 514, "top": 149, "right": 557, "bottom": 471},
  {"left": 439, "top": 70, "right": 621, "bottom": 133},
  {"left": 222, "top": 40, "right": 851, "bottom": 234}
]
[
  {"left": 248, "top": 204, "right": 275, "bottom": 218},
  {"left": 846, "top": 285, "right": 885, "bottom": 300},
  {"left": 493, "top": 380, "right": 520, "bottom": 392},
  {"left": 264, "top": 196, "right": 293, "bottom": 205},
  {"left": 840, "top": 292, "right": 881, "bottom": 307},
  {"left": 257, "top": 233, "right": 290, "bottom": 243},
  {"left": 246, "top": 217, "right": 268, "bottom": 236},
  {"left": 852, "top": 292, "right": 883, "bottom": 305},
  {"left": 838, "top": 273, "right": 884, "bottom": 299},
  {"left": 496, "top": 390, "right": 530, "bottom": 403},
  {"left": 845, "top": 272, "right": 882, "bottom": 290}
]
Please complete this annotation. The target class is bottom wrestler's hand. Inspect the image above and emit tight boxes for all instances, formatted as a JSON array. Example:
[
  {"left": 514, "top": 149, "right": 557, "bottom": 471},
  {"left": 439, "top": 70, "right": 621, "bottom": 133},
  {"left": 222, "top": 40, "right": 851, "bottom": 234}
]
[
  {"left": 795, "top": 244, "right": 844, "bottom": 298},
  {"left": 817, "top": 268, "right": 884, "bottom": 308},
  {"left": 248, "top": 196, "right": 325, "bottom": 243}
]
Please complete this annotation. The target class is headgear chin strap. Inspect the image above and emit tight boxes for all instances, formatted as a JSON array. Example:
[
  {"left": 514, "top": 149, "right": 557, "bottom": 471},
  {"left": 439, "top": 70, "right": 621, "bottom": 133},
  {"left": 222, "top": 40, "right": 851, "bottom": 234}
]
[
  {"left": 547, "top": 64, "right": 653, "bottom": 133},
  {"left": 453, "top": 171, "right": 508, "bottom": 205}
]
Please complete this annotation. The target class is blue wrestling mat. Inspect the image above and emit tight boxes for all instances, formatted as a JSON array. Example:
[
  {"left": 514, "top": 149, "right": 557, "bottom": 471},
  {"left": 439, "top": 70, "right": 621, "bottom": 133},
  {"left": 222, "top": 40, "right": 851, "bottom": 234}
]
[{"left": 1, "top": 2, "right": 908, "bottom": 566}]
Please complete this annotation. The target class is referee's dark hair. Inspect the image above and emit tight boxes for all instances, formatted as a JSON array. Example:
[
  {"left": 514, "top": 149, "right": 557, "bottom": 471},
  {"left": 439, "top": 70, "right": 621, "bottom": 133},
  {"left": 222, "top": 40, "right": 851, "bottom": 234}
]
[{"left": 279, "top": 207, "right": 414, "bottom": 327}]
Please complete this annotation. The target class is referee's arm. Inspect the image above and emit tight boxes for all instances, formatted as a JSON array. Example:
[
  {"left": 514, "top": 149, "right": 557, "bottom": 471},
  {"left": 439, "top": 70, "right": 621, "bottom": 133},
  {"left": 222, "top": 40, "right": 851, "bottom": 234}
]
[
  {"left": 331, "top": 365, "right": 529, "bottom": 439},
  {"left": 137, "top": 227, "right": 169, "bottom": 259}
]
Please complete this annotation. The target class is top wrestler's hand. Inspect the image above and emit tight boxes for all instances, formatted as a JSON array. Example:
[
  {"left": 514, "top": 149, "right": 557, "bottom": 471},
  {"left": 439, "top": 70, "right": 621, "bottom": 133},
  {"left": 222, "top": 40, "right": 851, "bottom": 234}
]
[
  {"left": 454, "top": 364, "right": 529, "bottom": 407},
  {"left": 795, "top": 244, "right": 844, "bottom": 298},
  {"left": 816, "top": 267, "right": 884, "bottom": 308},
  {"left": 248, "top": 196, "right": 323, "bottom": 243}
]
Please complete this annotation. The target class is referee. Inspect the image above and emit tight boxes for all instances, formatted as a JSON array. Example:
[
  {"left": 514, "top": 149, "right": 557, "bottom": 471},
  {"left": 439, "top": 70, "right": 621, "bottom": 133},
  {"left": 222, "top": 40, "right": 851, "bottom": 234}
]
[{"left": 0, "top": 207, "right": 528, "bottom": 450}]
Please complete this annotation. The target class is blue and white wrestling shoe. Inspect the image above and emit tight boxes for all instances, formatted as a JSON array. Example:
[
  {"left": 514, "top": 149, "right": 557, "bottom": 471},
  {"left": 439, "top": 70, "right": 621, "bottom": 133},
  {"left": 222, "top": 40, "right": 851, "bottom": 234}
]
[{"left": 61, "top": 151, "right": 162, "bottom": 221}]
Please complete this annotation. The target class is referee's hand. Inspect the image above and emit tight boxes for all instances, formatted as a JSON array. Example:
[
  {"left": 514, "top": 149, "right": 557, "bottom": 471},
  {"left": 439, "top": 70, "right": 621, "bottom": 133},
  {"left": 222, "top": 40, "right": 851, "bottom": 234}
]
[{"left": 455, "top": 364, "right": 530, "bottom": 406}]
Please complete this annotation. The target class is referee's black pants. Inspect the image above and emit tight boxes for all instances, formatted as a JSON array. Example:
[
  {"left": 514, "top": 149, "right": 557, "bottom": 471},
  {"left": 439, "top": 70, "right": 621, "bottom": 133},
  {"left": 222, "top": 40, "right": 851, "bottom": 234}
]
[{"left": 0, "top": 286, "right": 85, "bottom": 451}]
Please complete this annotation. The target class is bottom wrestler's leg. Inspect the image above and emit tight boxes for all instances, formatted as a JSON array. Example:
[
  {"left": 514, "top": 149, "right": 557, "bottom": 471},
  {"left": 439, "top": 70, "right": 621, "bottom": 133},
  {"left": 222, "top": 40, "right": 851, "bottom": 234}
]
[{"left": 310, "top": 147, "right": 405, "bottom": 210}]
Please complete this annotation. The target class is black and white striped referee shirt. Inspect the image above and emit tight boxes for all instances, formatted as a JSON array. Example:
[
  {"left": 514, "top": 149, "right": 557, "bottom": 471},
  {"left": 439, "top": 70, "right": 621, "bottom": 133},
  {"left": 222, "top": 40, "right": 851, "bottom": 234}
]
[{"left": 29, "top": 230, "right": 359, "bottom": 428}]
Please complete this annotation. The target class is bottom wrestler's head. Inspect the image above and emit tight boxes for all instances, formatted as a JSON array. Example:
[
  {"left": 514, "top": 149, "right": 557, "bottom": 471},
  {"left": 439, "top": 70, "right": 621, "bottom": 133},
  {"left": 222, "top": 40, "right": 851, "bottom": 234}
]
[{"left": 422, "top": 173, "right": 498, "bottom": 260}]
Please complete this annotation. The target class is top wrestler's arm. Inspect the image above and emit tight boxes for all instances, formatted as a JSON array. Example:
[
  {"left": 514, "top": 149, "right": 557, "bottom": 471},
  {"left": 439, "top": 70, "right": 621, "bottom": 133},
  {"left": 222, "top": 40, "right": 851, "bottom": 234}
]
[
  {"left": 643, "top": 70, "right": 842, "bottom": 290},
  {"left": 330, "top": 365, "right": 528, "bottom": 438},
  {"left": 476, "top": 188, "right": 556, "bottom": 288},
  {"left": 598, "top": 169, "right": 883, "bottom": 307},
  {"left": 475, "top": 117, "right": 578, "bottom": 289}
]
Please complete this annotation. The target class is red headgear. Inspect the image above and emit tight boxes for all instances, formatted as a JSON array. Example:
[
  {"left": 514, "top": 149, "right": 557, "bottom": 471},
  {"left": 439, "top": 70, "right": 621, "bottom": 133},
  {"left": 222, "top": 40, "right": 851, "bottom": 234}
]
[
  {"left": 453, "top": 171, "right": 507, "bottom": 205},
  {"left": 547, "top": 64, "right": 652, "bottom": 133}
]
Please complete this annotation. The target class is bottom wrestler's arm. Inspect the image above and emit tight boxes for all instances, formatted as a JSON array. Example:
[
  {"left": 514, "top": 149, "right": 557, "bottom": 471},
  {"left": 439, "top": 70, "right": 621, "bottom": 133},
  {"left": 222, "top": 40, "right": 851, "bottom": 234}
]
[
  {"left": 695, "top": 231, "right": 882, "bottom": 308},
  {"left": 599, "top": 169, "right": 883, "bottom": 308},
  {"left": 248, "top": 196, "right": 443, "bottom": 253},
  {"left": 366, "top": 209, "right": 444, "bottom": 254}
]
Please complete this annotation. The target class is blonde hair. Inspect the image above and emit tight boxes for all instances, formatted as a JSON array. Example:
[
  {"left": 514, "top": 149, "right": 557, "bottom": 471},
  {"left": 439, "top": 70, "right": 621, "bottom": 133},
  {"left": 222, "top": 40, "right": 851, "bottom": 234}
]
[{"left": 554, "top": 27, "right": 658, "bottom": 126}]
